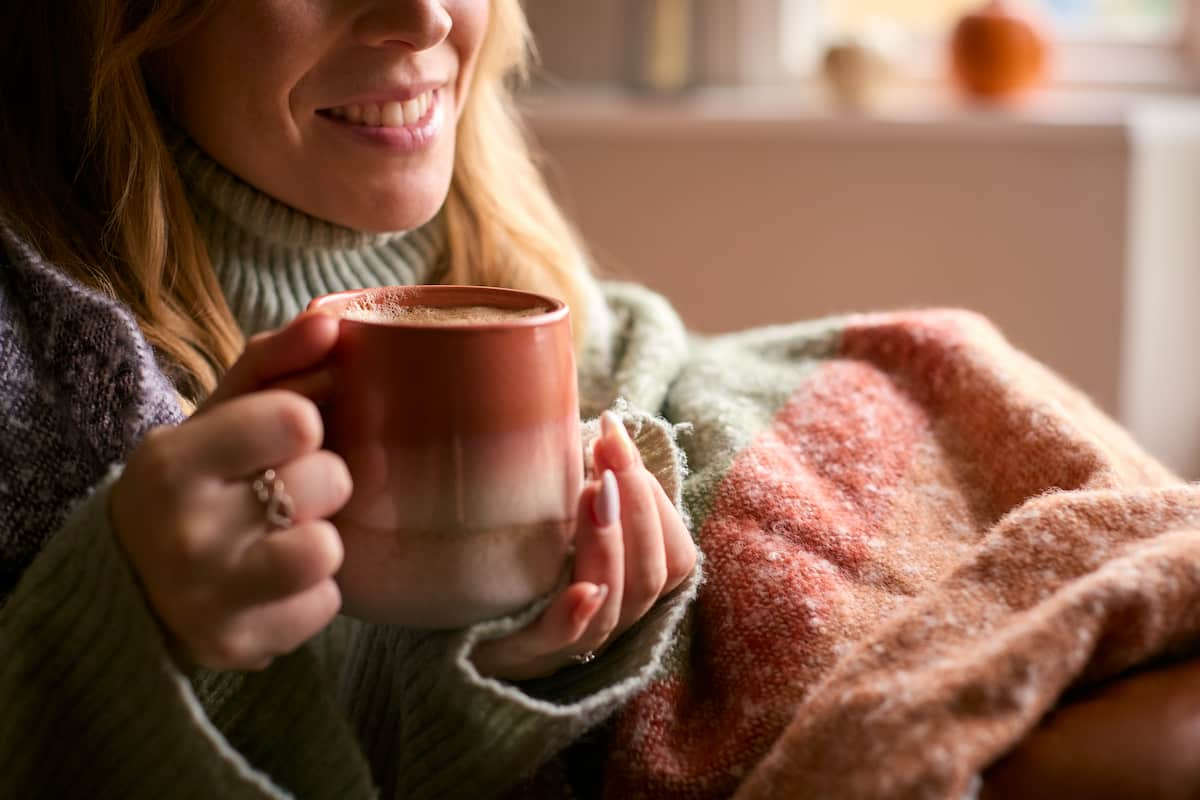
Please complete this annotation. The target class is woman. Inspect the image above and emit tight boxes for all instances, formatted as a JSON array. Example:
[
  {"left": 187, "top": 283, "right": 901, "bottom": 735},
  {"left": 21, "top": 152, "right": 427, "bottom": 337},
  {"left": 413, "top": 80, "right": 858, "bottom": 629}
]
[
  {"left": 1, "top": 2, "right": 697, "bottom": 797},
  {"left": 4, "top": 2, "right": 1200, "bottom": 799}
]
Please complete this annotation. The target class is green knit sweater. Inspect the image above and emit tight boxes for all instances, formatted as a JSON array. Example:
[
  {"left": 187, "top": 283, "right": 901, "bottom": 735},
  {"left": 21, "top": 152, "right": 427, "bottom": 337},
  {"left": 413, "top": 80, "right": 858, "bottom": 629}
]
[{"left": 0, "top": 143, "right": 700, "bottom": 798}]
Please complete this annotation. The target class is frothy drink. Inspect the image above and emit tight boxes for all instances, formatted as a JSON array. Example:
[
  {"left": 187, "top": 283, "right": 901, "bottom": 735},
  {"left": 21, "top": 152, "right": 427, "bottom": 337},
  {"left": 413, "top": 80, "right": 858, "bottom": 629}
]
[
  {"left": 308, "top": 284, "right": 581, "bottom": 629},
  {"left": 342, "top": 303, "right": 550, "bottom": 325}
]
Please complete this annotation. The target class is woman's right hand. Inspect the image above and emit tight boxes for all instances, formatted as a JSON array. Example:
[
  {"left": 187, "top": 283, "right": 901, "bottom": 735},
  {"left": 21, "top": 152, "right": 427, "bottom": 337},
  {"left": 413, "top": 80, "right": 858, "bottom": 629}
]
[{"left": 109, "top": 313, "right": 352, "bottom": 672}]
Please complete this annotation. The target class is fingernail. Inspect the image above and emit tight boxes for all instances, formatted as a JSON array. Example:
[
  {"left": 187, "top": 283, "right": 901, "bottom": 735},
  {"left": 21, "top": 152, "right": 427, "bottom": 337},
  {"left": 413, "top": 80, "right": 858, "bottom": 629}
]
[
  {"left": 601, "top": 411, "right": 637, "bottom": 470},
  {"left": 591, "top": 583, "right": 610, "bottom": 603},
  {"left": 591, "top": 469, "right": 620, "bottom": 528}
]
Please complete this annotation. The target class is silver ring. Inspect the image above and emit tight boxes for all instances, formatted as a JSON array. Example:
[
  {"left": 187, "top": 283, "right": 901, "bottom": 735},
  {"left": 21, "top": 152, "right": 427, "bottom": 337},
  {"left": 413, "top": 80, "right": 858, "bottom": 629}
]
[
  {"left": 572, "top": 650, "right": 597, "bottom": 666},
  {"left": 252, "top": 468, "right": 294, "bottom": 530}
]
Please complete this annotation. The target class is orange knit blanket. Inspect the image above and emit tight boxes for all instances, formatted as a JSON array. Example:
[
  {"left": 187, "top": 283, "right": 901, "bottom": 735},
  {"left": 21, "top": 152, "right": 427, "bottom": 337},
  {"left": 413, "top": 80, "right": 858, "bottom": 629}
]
[{"left": 538, "top": 305, "right": 1200, "bottom": 799}]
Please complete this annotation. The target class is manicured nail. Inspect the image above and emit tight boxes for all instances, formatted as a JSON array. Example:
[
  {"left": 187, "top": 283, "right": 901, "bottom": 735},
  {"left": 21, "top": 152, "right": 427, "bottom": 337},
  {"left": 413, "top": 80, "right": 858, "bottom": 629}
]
[
  {"left": 592, "top": 469, "right": 620, "bottom": 527},
  {"left": 601, "top": 411, "right": 637, "bottom": 470}
]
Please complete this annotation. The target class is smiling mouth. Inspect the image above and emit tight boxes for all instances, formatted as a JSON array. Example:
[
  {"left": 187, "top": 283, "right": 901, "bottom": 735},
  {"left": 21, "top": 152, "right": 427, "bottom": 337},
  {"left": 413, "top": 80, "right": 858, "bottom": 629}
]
[{"left": 318, "top": 89, "right": 437, "bottom": 128}]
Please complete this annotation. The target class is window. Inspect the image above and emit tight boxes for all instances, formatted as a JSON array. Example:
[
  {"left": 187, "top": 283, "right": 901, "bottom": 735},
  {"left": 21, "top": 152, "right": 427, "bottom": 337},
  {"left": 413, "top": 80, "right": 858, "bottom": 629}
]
[
  {"left": 518, "top": 1, "right": 1197, "bottom": 92},
  {"left": 776, "top": 0, "right": 1196, "bottom": 86},
  {"left": 824, "top": 0, "right": 1182, "bottom": 39}
]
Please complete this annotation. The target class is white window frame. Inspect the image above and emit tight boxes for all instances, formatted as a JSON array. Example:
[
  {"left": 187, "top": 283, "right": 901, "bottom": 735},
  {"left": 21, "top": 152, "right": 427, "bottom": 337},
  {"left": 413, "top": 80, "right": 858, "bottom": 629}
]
[{"left": 698, "top": 0, "right": 1200, "bottom": 91}]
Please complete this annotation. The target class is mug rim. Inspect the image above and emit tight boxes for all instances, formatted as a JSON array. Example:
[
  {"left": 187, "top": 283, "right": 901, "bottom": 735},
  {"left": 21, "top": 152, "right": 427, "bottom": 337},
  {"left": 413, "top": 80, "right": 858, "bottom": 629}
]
[{"left": 306, "top": 284, "right": 569, "bottom": 330}]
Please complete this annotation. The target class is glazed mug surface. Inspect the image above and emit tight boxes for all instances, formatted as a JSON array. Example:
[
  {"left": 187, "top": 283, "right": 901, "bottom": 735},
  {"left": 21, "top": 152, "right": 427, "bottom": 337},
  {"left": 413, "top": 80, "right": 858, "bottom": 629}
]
[{"left": 307, "top": 285, "right": 582, "bottom": 627}]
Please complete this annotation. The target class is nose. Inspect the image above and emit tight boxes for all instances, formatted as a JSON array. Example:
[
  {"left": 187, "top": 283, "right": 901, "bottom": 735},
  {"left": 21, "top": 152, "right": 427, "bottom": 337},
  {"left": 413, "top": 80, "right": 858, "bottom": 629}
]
[{"left": 353, "top": 1, "right": 452, "bottom": 51}]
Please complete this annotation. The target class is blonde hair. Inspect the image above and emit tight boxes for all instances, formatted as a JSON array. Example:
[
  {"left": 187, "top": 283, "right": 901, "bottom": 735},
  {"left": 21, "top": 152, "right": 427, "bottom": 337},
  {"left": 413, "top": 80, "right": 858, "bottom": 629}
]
[
  {"left": 0, "top": 0, "right": 592, "bottom": 404},
  {"left": 444, "top": 0, "right": 592, "bottom": 348}
]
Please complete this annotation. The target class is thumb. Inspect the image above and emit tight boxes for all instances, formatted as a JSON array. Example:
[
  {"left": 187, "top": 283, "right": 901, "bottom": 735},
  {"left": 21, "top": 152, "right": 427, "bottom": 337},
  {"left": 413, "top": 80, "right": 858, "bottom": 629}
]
[{"left": 204, "top": 312, "right": 340, "bottom": 409}]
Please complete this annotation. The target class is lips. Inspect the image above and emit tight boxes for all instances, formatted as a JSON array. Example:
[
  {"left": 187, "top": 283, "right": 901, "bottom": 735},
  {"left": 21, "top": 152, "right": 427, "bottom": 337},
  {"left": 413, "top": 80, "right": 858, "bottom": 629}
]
[{"left": 319, "top": 88, "right": 437, "bottom": 128}]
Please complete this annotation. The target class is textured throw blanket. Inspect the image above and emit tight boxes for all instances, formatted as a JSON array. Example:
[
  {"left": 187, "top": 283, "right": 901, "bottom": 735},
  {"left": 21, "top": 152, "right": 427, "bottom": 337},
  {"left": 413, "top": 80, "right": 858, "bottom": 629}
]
[{"left": 558, "top": 285, "right": 1200, "bottom": 799}]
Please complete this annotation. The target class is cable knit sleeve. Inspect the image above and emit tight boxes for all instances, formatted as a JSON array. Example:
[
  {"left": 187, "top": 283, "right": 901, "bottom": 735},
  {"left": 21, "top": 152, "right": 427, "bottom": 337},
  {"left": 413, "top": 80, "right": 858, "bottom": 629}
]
[{"left": 0, "top": 469, "right": 379, "bottom": 799}]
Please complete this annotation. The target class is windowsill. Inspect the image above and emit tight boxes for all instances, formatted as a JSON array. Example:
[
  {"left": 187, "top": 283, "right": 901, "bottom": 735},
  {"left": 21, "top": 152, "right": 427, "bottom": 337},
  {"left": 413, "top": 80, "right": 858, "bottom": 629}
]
[
  {"left": 861, "top": 38, "right": 1200, "bottom": 93},
  {"left": 519, "top": 82, "right": 1198, "bottom": 146}
]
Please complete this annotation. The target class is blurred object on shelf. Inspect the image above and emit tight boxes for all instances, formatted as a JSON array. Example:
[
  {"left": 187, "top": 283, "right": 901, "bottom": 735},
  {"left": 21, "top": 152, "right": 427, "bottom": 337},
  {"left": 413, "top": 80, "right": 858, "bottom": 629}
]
[
  {"left": 829, "top": 0, "right": 1177, "bottom": 41},
  {"left": 625, "top": 0, "right": 696, "bottom": 94},
  {"left": 950, "top": 0, "right": 1051, "bottom": 101},
  {"left": 823, "top": 40, "right": 892, "bottom": 109},
  {"left": 821, "top": 21, "right": 908, "bottom": 110}
]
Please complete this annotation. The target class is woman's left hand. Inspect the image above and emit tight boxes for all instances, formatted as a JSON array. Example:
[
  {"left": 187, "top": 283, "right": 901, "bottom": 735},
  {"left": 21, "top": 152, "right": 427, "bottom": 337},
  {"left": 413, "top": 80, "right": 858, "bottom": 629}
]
[{"left": 472, "top": 412, "right": 697, "bottom": 681}]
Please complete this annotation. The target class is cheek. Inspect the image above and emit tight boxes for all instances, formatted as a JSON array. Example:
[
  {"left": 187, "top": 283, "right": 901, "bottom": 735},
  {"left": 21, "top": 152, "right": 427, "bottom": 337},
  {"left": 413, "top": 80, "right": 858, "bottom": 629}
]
[
  {"left": 166, "top": 3, "right": 326, "bottom": 141},
  {"left": 449, "top": 0, "right": 490, "bottom": 77}
]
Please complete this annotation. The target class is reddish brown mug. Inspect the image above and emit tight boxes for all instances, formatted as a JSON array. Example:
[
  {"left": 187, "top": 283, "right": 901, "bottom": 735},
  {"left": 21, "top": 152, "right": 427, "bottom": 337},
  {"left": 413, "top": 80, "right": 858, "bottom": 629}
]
[{"left": 307, "top": 285, "right": 582, "bottom": 628}]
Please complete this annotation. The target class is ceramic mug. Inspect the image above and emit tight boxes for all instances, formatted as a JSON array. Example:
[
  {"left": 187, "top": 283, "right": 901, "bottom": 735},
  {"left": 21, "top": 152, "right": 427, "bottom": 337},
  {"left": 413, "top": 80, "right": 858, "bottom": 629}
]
[{"left": 306, "top": 285, "right": 582, "bottom": 628}]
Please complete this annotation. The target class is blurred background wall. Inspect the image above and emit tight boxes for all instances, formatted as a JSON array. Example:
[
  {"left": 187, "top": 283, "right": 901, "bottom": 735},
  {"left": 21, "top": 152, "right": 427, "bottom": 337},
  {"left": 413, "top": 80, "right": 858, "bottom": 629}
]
[{"left": 520, "top": 0, "right": 1200, "bottom": 479}]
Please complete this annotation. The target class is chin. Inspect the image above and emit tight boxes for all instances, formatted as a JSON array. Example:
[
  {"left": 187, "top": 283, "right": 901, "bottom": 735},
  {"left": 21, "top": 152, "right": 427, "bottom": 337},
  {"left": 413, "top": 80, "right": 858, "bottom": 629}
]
[
  {"left": 315, "top": 157, "right": 454, "bottom": 233},
  {"left": 355, "top": 204, "right": 442, "bottom": 234},
  {"left": 318, "top": 183, "right": 449, "bottom": 234}
]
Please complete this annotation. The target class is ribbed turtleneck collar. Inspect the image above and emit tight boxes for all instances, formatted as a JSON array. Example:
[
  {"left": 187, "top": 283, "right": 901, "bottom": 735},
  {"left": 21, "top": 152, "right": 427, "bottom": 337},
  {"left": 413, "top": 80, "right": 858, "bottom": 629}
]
[{"left": 174, "top": 137, "right": 447, "bottom": 336}]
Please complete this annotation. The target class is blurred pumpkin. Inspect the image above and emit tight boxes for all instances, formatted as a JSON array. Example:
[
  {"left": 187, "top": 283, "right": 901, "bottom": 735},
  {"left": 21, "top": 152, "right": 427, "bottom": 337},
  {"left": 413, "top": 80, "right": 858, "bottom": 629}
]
[{"left": 950, "top": 0, "right": 1048, "bottom": 99}]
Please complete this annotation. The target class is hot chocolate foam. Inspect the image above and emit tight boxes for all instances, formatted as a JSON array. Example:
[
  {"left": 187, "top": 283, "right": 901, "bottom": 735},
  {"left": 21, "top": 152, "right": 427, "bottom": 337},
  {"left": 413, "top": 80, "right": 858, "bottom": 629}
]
[{"left": 342, "top": 302, "right": 549, "bottom": 325}]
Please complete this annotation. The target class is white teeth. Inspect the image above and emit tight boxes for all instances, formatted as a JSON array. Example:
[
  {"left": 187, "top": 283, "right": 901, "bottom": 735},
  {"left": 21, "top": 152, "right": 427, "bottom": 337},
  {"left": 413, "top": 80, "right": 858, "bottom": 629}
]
[
  {"left": 402, "top": 98, "right": 421, "bottom": 125},
  {"left": 327, "top": 90, "right": 434, "bottom": 128},
  {"left": 381, "top": 101, "right": 405, "bottom": 127}
]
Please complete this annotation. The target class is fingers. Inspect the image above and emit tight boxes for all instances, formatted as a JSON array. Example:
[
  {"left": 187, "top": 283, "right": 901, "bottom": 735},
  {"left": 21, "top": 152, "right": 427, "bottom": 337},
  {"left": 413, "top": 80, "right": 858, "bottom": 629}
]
[
  {"left": 651, "top": 475, "right": 697, "bottom": 594},
  {"left": 263, "top": 366, "right": 338, "bottom": 407},
  {"left": 177, "top": 390, "right": 325, "bottom": 480},
  {"left": 199, "top": 579, "right": 343, "bottom": 671},
  {"left": 472, "top": 480, "right": 622, "bottom": 680},
  {"left": 571, "top": 473, "right": 624, "bottom": 646},
  {"left": 220, "top": 449, "right": 351, "bottom": 603},
  {"left": 204, "top": 312, "right": 339, "bottom": 408},
  {"left": 224, "top": 449, "right": 353, "bottom": 531},
  {"left": 471, "top": 582, "right": 608, "bottom": 681},
  {"left": 468, "top": 419, "right": 697, "bottom": 683},
  {"left": 114, "top": 361, "right": 347, "bottom": 673},
  {"left": 594, "top": 413, "right": 668, "bottom": 632},
  {"left": 230, "top": 520, "right": 345, "bottom": 606}
]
